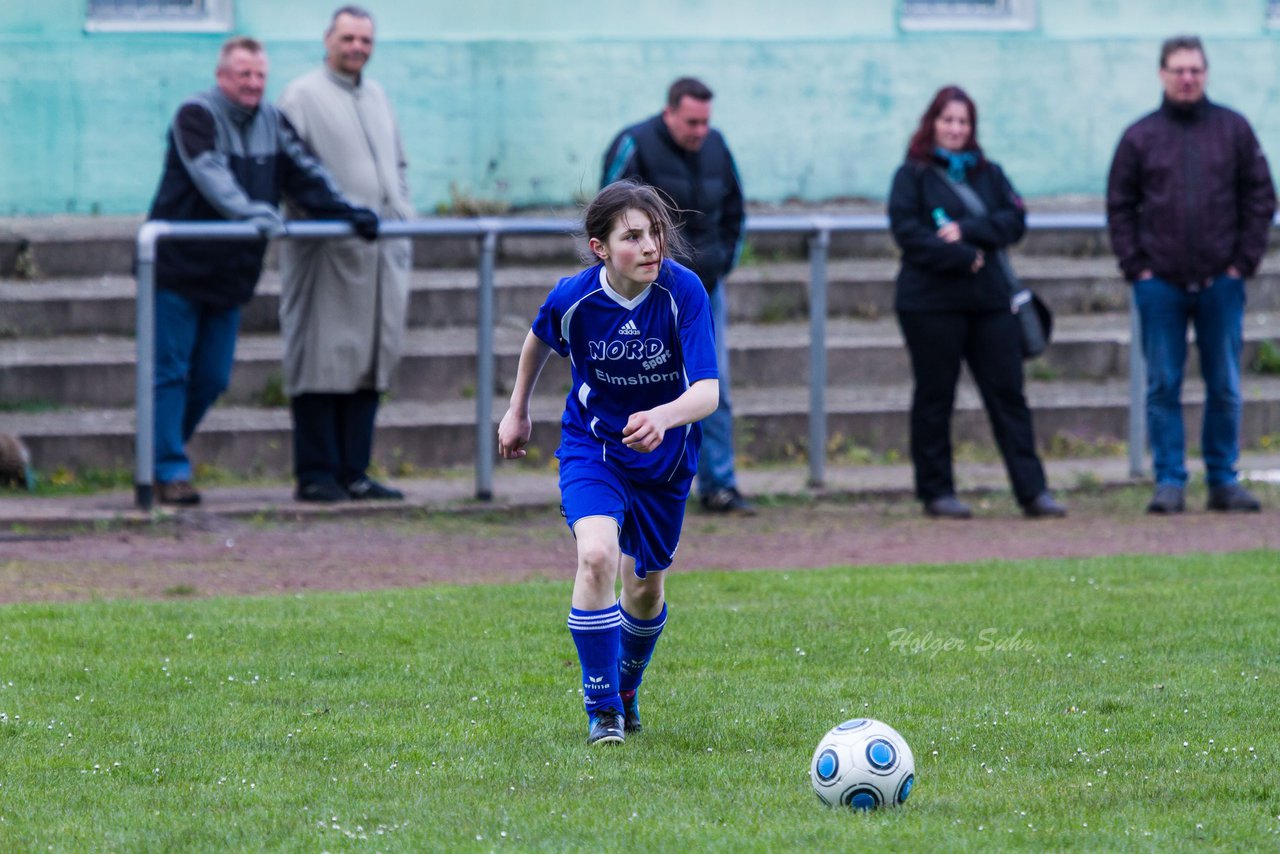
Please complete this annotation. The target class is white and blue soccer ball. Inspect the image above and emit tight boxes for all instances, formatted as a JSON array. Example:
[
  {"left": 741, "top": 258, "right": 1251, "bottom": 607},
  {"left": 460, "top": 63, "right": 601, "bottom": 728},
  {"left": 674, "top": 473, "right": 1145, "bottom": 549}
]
[{"left": 810, "top": 718, "right": 915, "bottom": 810}]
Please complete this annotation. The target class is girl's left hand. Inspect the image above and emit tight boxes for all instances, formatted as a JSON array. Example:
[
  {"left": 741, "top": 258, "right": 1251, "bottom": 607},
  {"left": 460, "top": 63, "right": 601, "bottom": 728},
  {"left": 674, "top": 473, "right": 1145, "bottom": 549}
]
[{"left": 622, "top": 410, "right": 667, "bottom": 453}]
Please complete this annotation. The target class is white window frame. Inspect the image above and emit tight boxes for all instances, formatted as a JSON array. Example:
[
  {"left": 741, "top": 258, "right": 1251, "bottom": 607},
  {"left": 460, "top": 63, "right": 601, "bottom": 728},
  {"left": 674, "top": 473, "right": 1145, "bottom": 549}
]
[
  {"left": 901, "top": 0, "right": 1036, "bottom": 32},
  {"left": 85, "top": 0, "right": 233, "bottom": 33}
]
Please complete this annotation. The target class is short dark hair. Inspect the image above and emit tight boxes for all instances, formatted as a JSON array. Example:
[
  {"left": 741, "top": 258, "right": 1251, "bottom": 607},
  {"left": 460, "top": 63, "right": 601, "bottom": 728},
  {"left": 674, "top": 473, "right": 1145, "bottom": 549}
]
[
  {"left": 1160, "top": 35, "right": 1206, "bottom": 69},
  {"left": 666, "top": 77, "right": 713, "bottom": 110},
  {"left": 218, "top": 36, "right": 264, "bottom": 70},
  {"left": 327, "top": 5, "right": 374, "bottom": 36},
  {"left": 582, "top": 180, "right": 689, "bottom": 267}
]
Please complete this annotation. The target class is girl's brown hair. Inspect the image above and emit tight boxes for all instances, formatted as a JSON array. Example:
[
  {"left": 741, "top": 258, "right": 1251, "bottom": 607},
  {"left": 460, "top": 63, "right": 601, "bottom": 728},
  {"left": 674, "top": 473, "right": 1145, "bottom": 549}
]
[{"left": 582, "top": 179, "right": 689, "bottom": 266}]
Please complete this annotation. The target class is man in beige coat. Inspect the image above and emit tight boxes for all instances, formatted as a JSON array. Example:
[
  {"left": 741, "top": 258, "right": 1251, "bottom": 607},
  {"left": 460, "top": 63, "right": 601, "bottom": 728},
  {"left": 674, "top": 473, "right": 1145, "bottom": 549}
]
[{"left": 278, "top": 5, "right": 414, "bottom": 502}]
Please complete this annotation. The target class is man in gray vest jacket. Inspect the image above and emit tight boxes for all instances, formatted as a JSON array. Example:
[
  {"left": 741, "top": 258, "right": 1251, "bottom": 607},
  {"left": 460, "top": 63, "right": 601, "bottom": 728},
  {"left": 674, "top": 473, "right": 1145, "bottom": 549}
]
[{"left": 278, "top": 6, "right": 415, "bottom": 503}]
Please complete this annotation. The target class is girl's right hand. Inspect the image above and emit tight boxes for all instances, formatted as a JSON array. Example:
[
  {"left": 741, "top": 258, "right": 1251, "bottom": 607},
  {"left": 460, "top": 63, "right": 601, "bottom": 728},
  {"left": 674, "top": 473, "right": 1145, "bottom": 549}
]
[
  {"left": 970, "top": 250, "right": 985, "bottom": 273},
  {"left": 621, "top": 409, "right": 667, "bottom": 453},
  {"left": 497, "top": 409, "right": 532, "bottom": 459}
]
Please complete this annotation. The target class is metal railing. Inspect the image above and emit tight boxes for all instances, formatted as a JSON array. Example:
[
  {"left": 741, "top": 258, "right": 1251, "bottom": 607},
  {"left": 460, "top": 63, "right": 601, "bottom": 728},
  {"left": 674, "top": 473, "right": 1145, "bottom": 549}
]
[{"left": 133, "top": 212, "right": 1119, "bottom": 511}]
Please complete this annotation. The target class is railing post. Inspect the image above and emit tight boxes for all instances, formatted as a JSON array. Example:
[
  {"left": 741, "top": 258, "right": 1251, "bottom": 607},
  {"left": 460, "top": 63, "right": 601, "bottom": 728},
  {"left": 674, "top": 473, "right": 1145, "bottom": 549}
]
[
  {"left": 474, "top": 226, "right": 499, "bottom": 501},
  {"left": 1127, "top": 288, "right": 1146, "bottom": 479},
  {"left": 133, "top": 222, "right": 165, "bottom": 511},
  {"left": 807, "top": 225, "right": 831, "bottom": 488}
]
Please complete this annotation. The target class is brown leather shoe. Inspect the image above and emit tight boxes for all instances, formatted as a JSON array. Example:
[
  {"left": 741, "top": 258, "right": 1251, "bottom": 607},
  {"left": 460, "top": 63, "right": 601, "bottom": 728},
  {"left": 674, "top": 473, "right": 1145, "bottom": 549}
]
[{"left": 157, "top": 480, "right": 201, "bottom": 506}]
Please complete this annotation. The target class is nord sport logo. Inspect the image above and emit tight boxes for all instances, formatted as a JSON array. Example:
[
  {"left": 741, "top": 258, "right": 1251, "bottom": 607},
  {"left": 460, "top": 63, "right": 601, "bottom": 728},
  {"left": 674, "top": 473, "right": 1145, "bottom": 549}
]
[{"left": 588, "top": 338, "right": 665, "bottom": 361}]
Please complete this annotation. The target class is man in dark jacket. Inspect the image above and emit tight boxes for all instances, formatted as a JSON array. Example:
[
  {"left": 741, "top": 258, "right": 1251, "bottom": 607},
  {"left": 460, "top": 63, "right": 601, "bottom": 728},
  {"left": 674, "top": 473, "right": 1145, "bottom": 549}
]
[
  {"left": 148, "top": 36, "right": 378, "bottom": 505},
  {"left": 602, "top": 77, "right": 750, "bottom": 514},
  {"left": 1107, "top": 34, "right": 1275, "bottom": 514}
]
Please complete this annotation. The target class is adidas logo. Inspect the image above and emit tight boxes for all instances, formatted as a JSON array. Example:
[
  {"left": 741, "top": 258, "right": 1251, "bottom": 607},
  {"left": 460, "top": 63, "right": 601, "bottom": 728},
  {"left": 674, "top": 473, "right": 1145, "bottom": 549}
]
[{"left": 618, "top": 319, "right": 640, "bottom": 336}]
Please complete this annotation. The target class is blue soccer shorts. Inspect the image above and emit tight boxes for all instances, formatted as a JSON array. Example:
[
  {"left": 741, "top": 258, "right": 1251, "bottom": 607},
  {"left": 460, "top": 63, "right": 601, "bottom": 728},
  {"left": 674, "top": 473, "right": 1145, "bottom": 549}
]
[{"left": 559, "top": 452, "right": 693, "bottom": 578}]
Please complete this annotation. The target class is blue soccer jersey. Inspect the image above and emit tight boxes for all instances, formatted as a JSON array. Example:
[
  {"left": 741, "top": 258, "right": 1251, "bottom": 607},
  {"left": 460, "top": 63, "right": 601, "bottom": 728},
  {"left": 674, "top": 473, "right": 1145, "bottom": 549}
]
[{"left": 531, "top": 259, "right": 718, "bottom": 484}]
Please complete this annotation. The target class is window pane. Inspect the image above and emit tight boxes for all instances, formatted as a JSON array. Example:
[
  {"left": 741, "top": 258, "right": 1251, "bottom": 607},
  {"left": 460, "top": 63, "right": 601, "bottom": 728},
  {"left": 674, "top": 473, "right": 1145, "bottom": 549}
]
[
  {"left": 89, "top": 0, "right": 205, "bottom": 19},
  {"left": 901, "top": 0, "right": 1034, "bottom": 31},
  {"left": 93, "top": 0, "right": 201, "bottom": 8},
  {"left": 905, "top": 1, "right": 1009, "bottom": 15},
  {"left": 86, "top": 0, "right": 230, "bottom": 31}
]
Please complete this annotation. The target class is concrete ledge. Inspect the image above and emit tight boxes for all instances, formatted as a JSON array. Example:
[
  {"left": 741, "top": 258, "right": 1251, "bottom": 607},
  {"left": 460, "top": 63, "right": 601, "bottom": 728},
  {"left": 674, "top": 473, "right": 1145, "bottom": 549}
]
[{"left": 5, "top": 452, "right": 1280, "bottom": 535}]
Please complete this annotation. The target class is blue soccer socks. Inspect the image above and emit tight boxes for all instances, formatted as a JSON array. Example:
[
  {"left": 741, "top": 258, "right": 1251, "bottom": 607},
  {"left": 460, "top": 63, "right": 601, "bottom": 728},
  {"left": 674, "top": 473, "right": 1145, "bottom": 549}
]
[
  {"left": 618, "top": 603, "right": 666, "bottom": 693},
  {"left": 568, "top": 603, "right": 622, "bottom": 715}
]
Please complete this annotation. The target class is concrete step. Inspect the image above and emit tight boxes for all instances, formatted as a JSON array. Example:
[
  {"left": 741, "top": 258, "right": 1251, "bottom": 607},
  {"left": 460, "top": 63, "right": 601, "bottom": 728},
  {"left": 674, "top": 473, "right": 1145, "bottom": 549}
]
[
  {"left": 6, "top": 311, "right": 1280, "bottom": 409},
  {"left": 8, "top": 376, "right": 1280, "bottom": 478},
  {"left": 0, "top": 324, "right": 546, "bottom": 408},
  {"left": 11, "top": 256, "right": 1280, "bottom": 340},
  {"left": 742, "top": 377, "right": 1280, "bottom": 460},
  {"left": 7, "top": 449, "right": 1280, "bottom": 532}
]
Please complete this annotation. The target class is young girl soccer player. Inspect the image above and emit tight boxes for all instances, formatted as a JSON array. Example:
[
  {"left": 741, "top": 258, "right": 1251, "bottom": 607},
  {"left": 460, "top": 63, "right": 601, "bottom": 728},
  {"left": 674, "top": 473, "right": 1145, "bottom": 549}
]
[{"left": 497, "top": 180, "right": 719, "bottom": 746}]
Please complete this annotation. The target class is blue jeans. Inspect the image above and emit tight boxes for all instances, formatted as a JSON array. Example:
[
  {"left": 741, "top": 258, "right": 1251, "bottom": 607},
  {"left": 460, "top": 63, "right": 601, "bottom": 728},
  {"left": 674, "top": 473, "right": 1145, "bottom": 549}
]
[
  {"left": 697, "top": 282, "right": 737, "bottom": 496},
  {"left": 1134, "top": 274, "right": 1245, "bottom": 487},
  {"left": 154, "top": 288, "right": 240, "bottom": 483}
]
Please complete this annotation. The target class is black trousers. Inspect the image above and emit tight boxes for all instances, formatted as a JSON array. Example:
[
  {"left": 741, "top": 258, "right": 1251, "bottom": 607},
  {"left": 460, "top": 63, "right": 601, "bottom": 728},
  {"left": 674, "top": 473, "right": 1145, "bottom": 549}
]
[
  {"left": 290, "top": 390, "right": 380, "bottom": 488},
  {"left": 897, "top": 309, "right": 1047, "bottom": 505}
]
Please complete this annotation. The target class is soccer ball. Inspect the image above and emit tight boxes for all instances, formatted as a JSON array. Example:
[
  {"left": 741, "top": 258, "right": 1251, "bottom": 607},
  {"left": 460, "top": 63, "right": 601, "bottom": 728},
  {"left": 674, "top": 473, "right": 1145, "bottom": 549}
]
[{"left": 810, "top": 718, "right": 915, "bottom": 810}]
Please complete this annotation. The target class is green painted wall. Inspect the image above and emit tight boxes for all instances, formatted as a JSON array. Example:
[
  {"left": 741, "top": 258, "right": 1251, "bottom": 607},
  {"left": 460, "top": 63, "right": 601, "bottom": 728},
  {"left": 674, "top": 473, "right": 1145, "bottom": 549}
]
[{"left": 3, "top": 1, "right": 1279, "bottom": 215}]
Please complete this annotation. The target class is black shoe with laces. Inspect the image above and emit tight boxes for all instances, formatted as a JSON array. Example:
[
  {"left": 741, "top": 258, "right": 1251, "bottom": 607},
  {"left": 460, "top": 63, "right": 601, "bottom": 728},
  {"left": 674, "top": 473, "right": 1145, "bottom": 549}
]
[
  {"left": 700, "top": 487, "right": 756, "bottom": 515},
  {"left": 587, "top": 708, "right": 625, "bottom": 745},
  {"left": 346, "top": 477, "right": 405, "bottom": 501}
]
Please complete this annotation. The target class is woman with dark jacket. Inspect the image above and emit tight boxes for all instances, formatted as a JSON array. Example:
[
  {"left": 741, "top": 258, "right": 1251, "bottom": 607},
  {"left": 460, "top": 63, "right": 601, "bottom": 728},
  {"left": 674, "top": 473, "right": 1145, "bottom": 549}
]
[{"left": 888, "top": 85, "right": 1066, "bottom": 520}]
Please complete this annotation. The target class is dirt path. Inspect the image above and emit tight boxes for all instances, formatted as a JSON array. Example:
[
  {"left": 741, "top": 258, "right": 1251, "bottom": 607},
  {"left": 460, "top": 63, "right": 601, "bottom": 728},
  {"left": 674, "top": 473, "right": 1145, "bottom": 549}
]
[{"left": 2, "top": 494, "right": 1277, "bottom": 604}]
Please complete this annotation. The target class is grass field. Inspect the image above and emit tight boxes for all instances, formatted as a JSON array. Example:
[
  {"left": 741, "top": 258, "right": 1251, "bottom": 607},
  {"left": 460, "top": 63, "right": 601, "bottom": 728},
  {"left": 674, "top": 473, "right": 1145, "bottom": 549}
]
[{"left": 1, "top": 551, "right": 1277, "bottom": 851}]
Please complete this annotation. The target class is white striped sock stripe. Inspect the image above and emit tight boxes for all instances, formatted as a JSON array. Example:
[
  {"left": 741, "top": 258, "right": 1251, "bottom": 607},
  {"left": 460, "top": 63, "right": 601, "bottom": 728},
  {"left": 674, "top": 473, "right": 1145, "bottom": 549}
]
[
  {"left": 619, "top": 613, "right": 666, "bottom": 637},
  {"left": 567, "top": 609, "right": 622, "bottom": 632}
]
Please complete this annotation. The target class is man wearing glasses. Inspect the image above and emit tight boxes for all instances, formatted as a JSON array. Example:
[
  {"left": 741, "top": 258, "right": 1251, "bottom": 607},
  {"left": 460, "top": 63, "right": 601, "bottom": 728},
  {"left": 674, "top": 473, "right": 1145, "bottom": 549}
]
[{"left": 1107, "top": 35, "right": 1276, "bottom": 514}]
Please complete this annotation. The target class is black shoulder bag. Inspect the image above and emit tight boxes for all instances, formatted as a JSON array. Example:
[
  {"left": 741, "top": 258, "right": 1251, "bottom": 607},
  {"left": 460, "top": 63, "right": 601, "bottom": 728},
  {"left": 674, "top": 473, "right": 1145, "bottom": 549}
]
[{"left": 936, "top": 170, "right": 1053, "bottom": 359}]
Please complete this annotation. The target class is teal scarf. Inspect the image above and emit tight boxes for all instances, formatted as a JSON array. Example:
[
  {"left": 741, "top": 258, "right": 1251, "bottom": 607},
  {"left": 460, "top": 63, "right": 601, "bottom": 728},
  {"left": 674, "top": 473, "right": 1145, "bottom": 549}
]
[{"left": 935, "top": 147, "right": 978, "bottom": 183}]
